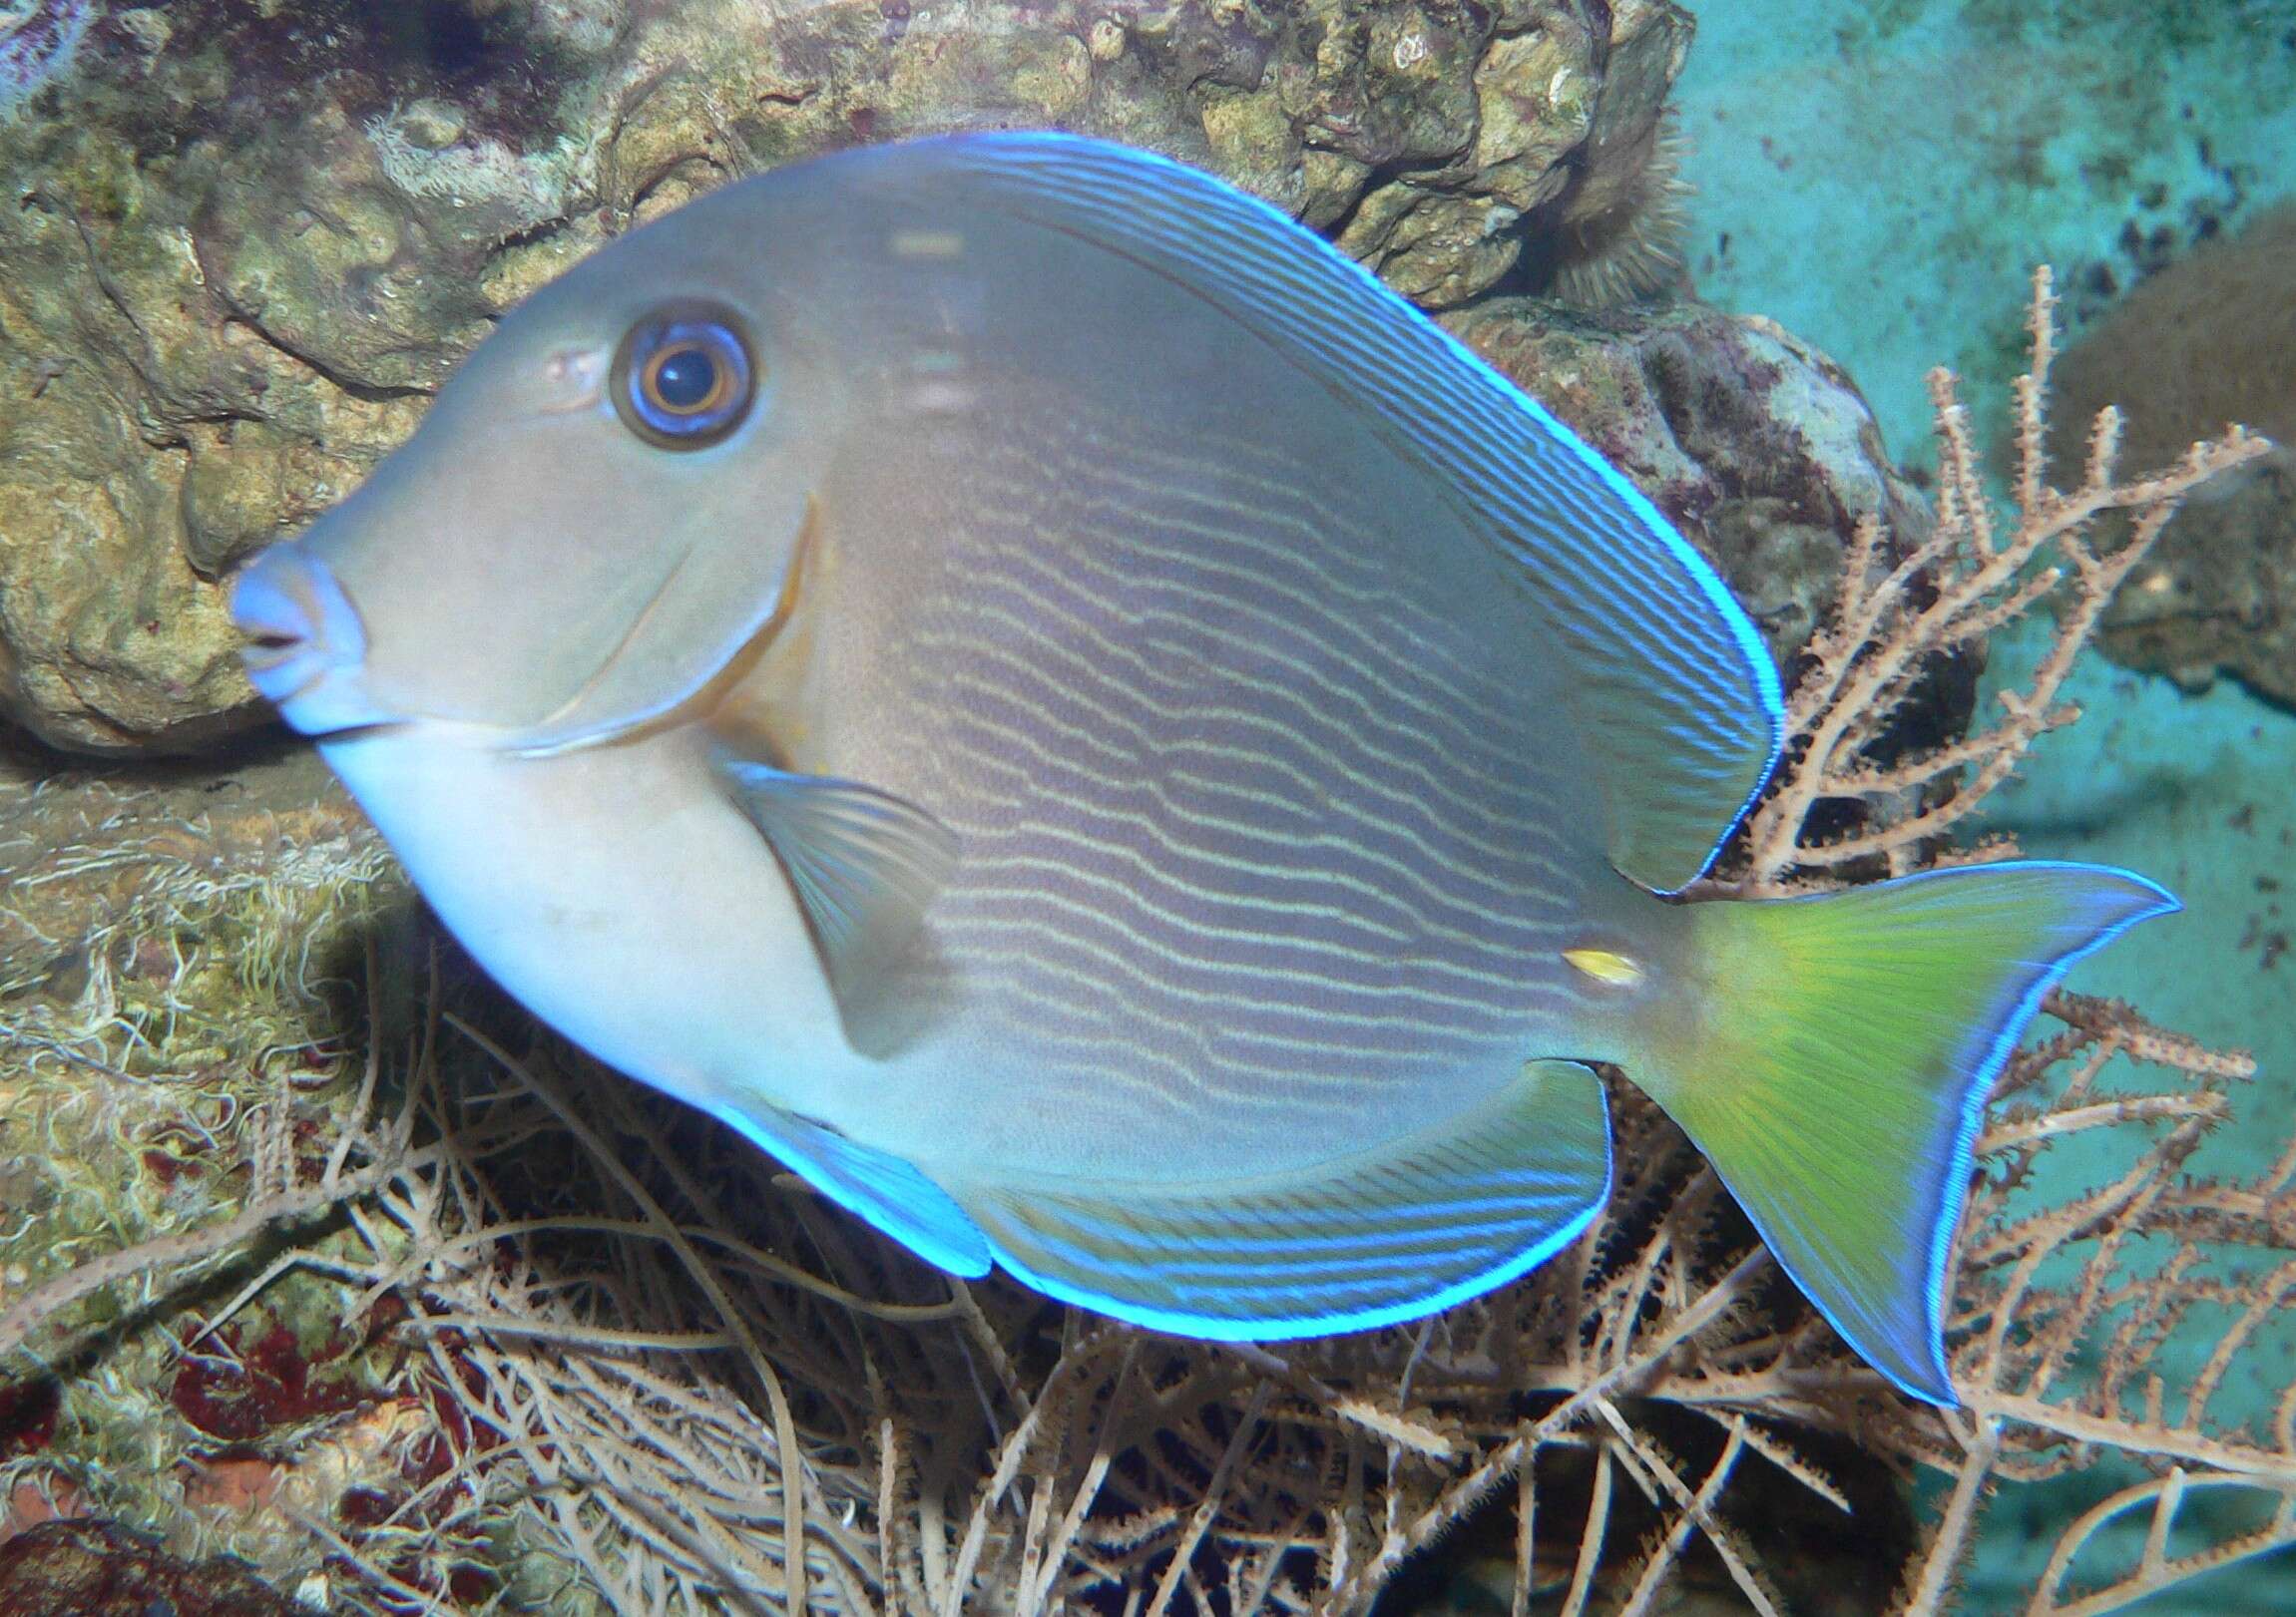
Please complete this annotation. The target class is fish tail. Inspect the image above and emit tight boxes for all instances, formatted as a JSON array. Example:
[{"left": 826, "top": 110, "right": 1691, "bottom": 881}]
[{"left": 1626, "top": 861, "right": 2175, "bottom": 1405}]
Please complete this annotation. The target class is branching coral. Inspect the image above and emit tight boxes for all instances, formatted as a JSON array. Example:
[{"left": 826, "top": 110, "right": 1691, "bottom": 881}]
[
  {"left": 0, "top": 270, "right": 2283, "bottom": 1615},
  {"left": 1727, "top": 267, "right": 2270, "bottom": 891}
]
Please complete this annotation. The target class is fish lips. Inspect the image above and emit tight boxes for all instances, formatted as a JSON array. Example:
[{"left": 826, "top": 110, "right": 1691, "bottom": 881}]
[{"left": 230, "top": 543, "right": 404, "bottom": 735}]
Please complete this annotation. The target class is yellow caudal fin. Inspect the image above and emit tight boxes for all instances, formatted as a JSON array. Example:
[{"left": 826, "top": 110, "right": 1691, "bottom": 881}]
[{"left": 1629, "top": 862, "right": 2175, "bottom": 1405}]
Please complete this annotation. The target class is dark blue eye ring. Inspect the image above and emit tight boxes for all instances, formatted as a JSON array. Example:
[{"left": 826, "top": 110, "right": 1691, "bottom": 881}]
[{"left": 613, "top": 307, "right": 755, "bottom": 448}]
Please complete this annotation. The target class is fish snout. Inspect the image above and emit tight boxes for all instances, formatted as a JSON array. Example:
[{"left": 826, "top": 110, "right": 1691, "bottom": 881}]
[{"left": 230, "top": 544, "right": 389, "bottom": 733}]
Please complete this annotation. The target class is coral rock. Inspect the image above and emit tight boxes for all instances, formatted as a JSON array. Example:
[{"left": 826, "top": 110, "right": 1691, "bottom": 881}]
[
  {"left": 0, "top": 1518, "right": 316, "bottom": 1617},
  {"left": 0, "top": 2, "right": 92, "bottom": 117},
  {"left": 2051, "top": 204, "right": 2296, "bottom": 706},
  {"left": 1449, "top": 297, "right": 1942, "bottom": 675}
]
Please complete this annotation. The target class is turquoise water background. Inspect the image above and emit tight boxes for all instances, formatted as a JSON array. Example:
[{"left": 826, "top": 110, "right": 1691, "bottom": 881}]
[{"left": 1678, "top": 3, "right": 2292, "bottom": 1607}]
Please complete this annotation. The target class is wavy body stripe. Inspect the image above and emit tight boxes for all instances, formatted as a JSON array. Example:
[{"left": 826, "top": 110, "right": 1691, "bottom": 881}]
[
  {"left": 774, "top": 342, "right": 1629, "bottom": 1178},
  {"left": 889, "top": 134, "right": 1785, "bottom": 892}
]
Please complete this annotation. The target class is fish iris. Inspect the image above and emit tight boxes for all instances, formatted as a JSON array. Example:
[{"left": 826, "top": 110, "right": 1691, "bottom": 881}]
[{"left": 616, "top": 309, "right": 753, "bottom": 446}]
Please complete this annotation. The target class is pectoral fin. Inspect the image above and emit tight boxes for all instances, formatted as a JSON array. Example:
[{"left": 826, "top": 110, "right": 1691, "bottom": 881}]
[{"left": 711, "top": 746, "right": 957, "bottom": 1038}]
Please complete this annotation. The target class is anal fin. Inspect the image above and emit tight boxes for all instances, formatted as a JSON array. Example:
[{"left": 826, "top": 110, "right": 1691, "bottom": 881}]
[
  {"left": 949, "top": 1059, "right": 1611, "bottom": 1339},
  {"left": 705, "top": 1097, "right": 991, "bottom": 1277}
]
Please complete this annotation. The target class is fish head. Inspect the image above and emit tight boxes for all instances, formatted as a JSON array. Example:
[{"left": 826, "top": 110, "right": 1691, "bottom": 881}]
[{"left": 231, "top": 186, "right": 847, "bottom": 748}]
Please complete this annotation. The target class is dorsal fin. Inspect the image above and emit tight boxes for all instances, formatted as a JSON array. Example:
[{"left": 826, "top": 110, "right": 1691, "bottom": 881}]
[{"left": 870, "top": 133, "right": 1784, "bottom": 892}]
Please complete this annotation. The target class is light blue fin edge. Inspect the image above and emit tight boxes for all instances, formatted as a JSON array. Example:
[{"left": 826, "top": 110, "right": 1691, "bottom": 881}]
[
  {"left": 949, "top": 1059, "right": 1612, "bottom": 1341},
  {"left": 872, "top": 131, "right": 1785, "bottom": 892},
  {"left": 1699, "top": 860, "right": 2179, "bottom": 1407},
  {"left": 1895, "top": 860, "right": 2179, "bottom": 1405},
  {"left": 705, "top": 1100, "right": 992, "bottom": 1277}
]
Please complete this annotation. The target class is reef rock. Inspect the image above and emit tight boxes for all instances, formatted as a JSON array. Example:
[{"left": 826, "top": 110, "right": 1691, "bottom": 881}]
[
  {"left": 0, "top": 0, "right": 1696, "bottom": 752},
  {"left": 0, "top": 1518, "right": 316, "bottom": 1617},
  {"left": 2051, "top": 204, "right": 2296, "bottom": 706},
  {"left": 1449, "top": 297, "right": 1941, "bottom": 676}
]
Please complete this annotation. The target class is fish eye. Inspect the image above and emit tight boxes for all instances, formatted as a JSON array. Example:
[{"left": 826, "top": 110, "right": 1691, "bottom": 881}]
[{"left": 613, "top": 306, "right": 755, "bottom": 448}]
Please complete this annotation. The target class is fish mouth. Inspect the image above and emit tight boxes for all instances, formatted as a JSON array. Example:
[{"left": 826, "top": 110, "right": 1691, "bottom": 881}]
[
  {"left": 230, "top": 544, "right": 401, "bottom": 735},
  {"left": 238, "top": 627, "right": 311, "bottom": 687}
]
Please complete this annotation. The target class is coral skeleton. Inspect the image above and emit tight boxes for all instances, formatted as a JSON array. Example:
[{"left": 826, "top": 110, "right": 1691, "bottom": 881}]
[{"left": 0, "top": 270, "right": 2284, "bottom": 1615}]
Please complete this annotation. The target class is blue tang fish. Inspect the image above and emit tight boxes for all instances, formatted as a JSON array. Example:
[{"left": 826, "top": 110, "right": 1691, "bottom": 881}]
[{"left": 230, "top": 135, "right": 2172, "bottom": 1405}]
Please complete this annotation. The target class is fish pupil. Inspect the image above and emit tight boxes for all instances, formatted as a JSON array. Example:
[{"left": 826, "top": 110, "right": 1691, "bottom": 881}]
[{"left": 652, "top": 345, "right": 719, "bottom": 411}]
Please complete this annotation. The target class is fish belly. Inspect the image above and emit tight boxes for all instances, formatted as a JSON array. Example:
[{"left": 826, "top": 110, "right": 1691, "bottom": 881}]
[{"left": 318, "top": 722, "right": 863, "bottom": 1123}]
